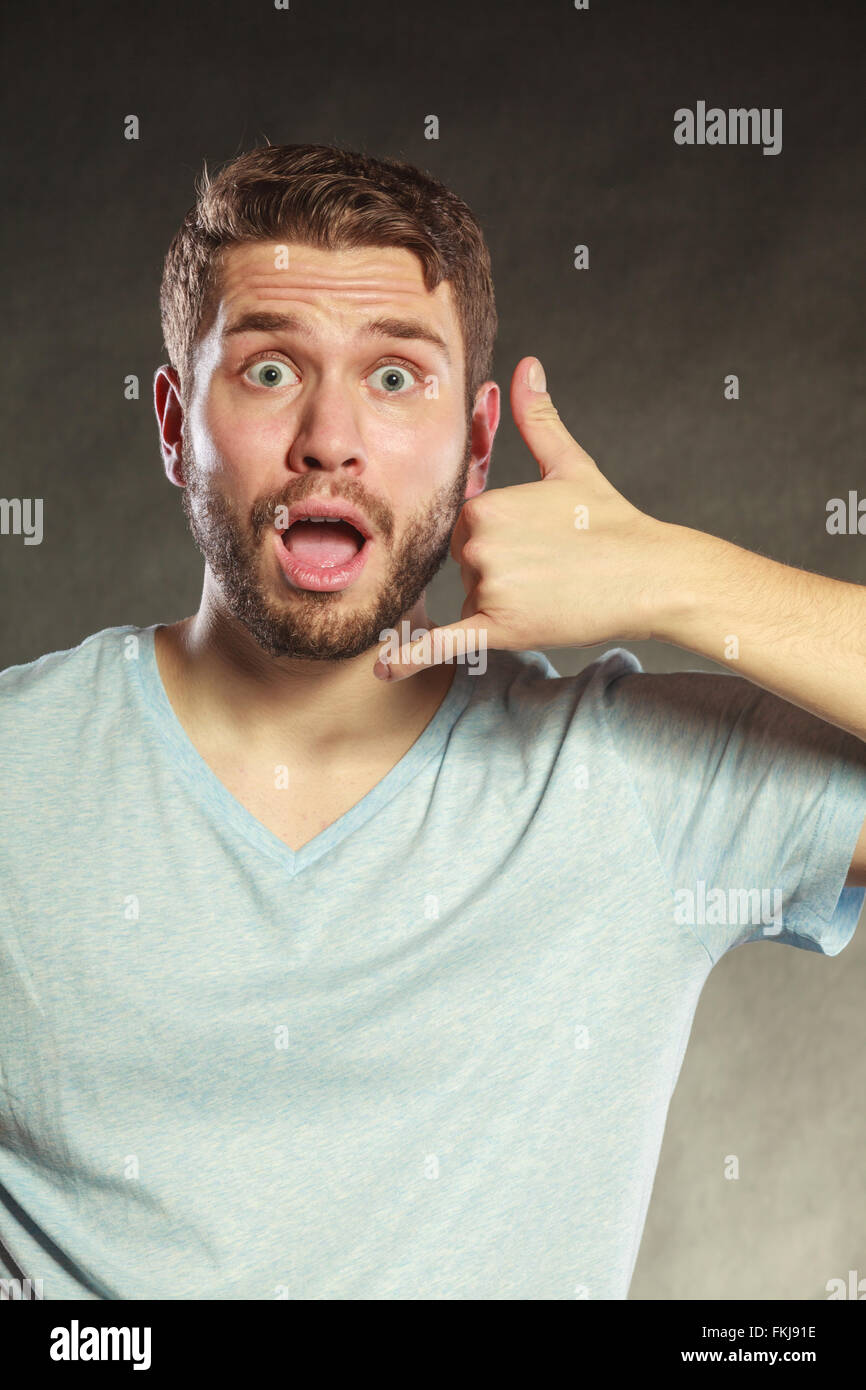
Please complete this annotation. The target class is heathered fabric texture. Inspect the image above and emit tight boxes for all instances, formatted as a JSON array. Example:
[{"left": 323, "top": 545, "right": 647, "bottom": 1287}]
[{"left": 1, "top": 625, "right": 864, "bottom": 1299}]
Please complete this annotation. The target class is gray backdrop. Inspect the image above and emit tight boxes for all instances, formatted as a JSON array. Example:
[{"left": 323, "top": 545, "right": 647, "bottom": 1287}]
[{"left": 2, "top": 0, "right": 864, "bottom": 1299}]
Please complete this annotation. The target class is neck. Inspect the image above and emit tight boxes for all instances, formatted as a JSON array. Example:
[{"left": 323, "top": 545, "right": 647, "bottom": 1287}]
[{"left": 154, "top": 586, "right": 455, "bottom": 764}]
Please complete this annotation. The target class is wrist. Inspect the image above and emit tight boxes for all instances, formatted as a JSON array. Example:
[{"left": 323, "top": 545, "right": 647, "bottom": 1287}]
[{"left": 643, "top": 521, "right": 705, "bottom": 646}]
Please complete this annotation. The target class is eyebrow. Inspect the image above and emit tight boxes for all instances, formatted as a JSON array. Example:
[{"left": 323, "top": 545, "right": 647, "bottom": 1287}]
[{"left": 222, "top": 310, "right": 451, "bottom": 365}]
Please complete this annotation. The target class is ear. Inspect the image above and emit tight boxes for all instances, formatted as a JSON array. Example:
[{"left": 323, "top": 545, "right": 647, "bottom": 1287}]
[
  {"left": 153, "top": 366, "right": 186, "bottom": 486},
  {"left": 465, "top": 379, "right": 500, "bottom": 498}
]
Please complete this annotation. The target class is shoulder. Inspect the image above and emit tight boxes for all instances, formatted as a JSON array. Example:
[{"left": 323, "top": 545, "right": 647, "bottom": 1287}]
[
  {"left": 0, "top": 625, "right": 144, "bottom": 755},
  {"left": 461, "top": 644, "right": 645, "bottom": 740},
  {"left": 467, "top": 646, "right": 834, "bottom": 763}
]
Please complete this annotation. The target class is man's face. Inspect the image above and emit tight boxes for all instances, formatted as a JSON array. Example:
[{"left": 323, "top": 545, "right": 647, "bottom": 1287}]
[{"left": 173, "top": 240, "right": 494, "bottom": 660}]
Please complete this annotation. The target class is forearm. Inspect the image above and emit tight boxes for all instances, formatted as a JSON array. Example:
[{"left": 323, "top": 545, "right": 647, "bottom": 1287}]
[{"left": 650, "top": 522, "right": 866, "bottom": 742}]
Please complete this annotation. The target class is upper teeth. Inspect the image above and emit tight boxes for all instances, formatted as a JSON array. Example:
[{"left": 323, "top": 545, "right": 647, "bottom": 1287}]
[{"left": 298, "top": 516, "right": 346, "bottom": 524}]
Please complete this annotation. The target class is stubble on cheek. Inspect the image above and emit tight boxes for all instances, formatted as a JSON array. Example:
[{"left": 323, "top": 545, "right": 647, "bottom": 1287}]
[{"left": 178, "top": 431, "right": 473, "bottom": 660}]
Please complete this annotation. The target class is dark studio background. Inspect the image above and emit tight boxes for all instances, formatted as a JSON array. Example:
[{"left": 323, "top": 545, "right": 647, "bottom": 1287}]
[{"left": 1, "top": 0, "right": 864, "bottom": 1299}]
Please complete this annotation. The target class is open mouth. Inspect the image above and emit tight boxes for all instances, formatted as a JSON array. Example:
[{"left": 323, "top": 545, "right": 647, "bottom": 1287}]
[
  {"left": 275, "top": 513, "right": 372, "bottom": 592},
  {"left": 281, "top": 516, "right": 366, "bottom": 569}
]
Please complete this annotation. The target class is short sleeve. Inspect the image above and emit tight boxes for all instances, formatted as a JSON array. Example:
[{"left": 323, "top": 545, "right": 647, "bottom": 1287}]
[{"left": 594, "top": 654, "right": 866, "bottom": 963}]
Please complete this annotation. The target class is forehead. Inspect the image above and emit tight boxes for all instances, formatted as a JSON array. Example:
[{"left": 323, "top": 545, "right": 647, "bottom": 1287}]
[{"left": 208, "top": 240, "right": 459, "bottom": 342}]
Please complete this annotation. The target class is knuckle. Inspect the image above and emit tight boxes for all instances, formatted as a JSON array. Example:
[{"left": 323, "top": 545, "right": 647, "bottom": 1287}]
[
  {"left": 459, "top": 496, "right": 484, "bottom": 528},
  {"left": 460, "top": 538, "right": 485, "bottom": 569},
  {"left": 525, "top": 399, "right": 563, "bottom": 426}
]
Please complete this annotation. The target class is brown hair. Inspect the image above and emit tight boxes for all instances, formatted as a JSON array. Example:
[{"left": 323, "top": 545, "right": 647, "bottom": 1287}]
[{"left": 159, "top": 142, "right": 497, "bottom": 416}]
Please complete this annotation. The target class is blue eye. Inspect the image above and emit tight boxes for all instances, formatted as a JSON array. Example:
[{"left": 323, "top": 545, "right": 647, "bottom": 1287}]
[
  {"left": 369, "top": 364, "right": 417, "bottom": 394},
  {"left": 246, "top": 359, "right": 296, "bottom": 388}
]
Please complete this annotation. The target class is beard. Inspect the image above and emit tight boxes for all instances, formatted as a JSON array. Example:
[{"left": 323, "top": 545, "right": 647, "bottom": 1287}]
[{"left": 180, "top": 433, "right": 473, "bottom": 661}]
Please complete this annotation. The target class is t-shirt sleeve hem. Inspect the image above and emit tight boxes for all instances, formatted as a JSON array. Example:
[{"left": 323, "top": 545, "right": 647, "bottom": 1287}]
[{"left": 781, "top": 749, "right": 866, "bottom": 955}]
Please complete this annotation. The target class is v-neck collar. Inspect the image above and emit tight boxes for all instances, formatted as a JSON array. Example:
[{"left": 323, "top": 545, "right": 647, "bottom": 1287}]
[{"left": 131, "top": 623, "right": 475, "bottom": 877}]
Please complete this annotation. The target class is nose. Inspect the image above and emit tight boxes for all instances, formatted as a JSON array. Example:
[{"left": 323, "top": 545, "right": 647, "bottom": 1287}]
[{"left": 285, "top": 378, "right": 366, "bottom": 477}]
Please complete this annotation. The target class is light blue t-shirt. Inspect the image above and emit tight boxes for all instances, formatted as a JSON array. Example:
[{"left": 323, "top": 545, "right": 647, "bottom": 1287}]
[{"left": 1, "top": 624, "right": 864, "bottom": 1300}]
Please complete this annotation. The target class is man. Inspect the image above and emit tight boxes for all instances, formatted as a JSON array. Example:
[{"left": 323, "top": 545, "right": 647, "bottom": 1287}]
[{"left": 1, "top": 143, "right": 864, "bottom": 1301}]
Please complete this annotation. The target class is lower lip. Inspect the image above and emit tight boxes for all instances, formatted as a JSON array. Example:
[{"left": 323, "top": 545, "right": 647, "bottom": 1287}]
[{"left": 272, "top": 527, "right": 372, "bottom": 592}]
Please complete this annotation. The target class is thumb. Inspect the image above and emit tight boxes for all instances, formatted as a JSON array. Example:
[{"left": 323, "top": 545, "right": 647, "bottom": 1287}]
[
  {"left": 374, "top": 619, "right": 492, "bottom": 682},
  {"left": 511, "top": 356, "right": 600, "bottom": 481}
]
